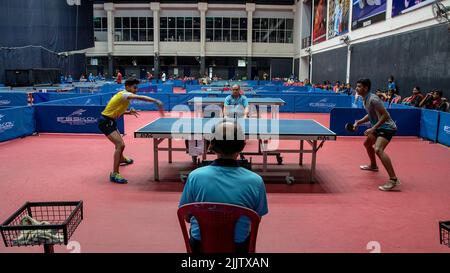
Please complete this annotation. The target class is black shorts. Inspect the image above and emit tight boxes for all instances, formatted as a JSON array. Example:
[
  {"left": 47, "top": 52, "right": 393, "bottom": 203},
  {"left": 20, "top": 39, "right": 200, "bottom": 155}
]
[
  {"left": 375, "top": 128, "right": 397, "bottom": 141},
  {"left": 98, "top": 116, "right": 117, "bottom": 136}
]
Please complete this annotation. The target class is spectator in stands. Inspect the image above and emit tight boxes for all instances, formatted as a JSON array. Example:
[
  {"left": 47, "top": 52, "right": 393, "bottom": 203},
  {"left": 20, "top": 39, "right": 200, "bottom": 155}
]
[
  {"left": 341, "top": 83, "right": 353, "bottom": 95},
  {"left": 262, "top": 72, "right": 269, "bottom": 81},
  {"left": 419, "top": 90, "right": 449, "bottom": 111},
  {"left": 386, "top": 89, "right": 401, "bottom": 104},
  {"left": 402, "top": 86, "right": 424, "bottom": 107},
  {"left": 376, "top": 89, "right": 387, "bottom": 101},
  {"left": 387, "top": 75, "right": 396, "bottom": 91},
  {"left": 333, "top": 81, "right": 341, "bottom": 92},
  {"left": 146, "top": 72, "right": 153, "bottom": 82},
  {"left": 80, "top": 74, "right": 87, "bottom": 82},
  {"left": 116, "top": 70, "right": 123, "bottom": 84},
  {"left": 88, "top": 73, "right": 95, "bottom": 82},
  {"left": 179, "top": 119, "right": 268, "bottom": 253},
  {"left": 224, "top": 84, "right": 249, "bottom": 118},
  {"left": 161, "top": 71, "right": 167, "bottom": 83},
  {"left": 304, "top": 79, "right": 312, "bottom": 87},
  {"left": 67, "top": 75, "right": 73, "bottom": 83}
]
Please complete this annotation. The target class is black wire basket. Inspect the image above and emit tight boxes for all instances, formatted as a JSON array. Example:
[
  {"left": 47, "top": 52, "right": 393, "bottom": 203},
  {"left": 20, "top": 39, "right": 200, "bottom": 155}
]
[
  {"left": 440, "top": 221, "right": 450, "bottom": 248},
  {"left": 0, "top": 201, "right": 83, "bottom": 253}
]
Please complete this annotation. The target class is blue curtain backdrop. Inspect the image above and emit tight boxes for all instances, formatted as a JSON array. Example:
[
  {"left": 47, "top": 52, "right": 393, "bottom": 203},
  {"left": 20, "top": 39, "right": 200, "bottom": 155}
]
[{"left": 0, "top": 0, "right": 94, "bottom": 83}]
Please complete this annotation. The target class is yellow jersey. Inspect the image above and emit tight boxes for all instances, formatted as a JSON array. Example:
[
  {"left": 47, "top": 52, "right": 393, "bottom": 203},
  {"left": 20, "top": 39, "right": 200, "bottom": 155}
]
[{"left": 101, "top": 90, "right": 132, "bottom": 119}]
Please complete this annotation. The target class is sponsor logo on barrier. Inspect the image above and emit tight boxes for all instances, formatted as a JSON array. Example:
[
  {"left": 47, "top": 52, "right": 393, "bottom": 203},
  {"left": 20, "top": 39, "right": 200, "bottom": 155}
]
[
  {"left": 444, "top": 125, "right": 450, "bottom": 135},
  {"left": 309, "top": 98, "right": 336, "bottom": 108},
  {"left": 0, "top": 114, "right": 15, "bottom": 133},
  {"left": 57, "top": 109, "right": 98, "bottom": 125},
  {"left": 0, "top": 99, "right": 11, "bottom": 105}
]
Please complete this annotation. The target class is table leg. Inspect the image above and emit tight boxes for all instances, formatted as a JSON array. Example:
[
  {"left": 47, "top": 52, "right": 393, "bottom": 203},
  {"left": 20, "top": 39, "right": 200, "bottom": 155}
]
[
  {"left": 168, "top": 138, "right": 172, "bottom": 163},
  {"left": 271, "top": 105, "right": 279, "bottom": 119},
  {"left": 44, "top": 244, "right": 54, "bottom": 253},
  {"left": 310, "top": 140, "right": 317, "bottom": 183},
  {"left": 202, "top": 140, "right": 207, "bottom": 161},
  {"left": 299, "top": 140, "right": 304, "bottom": 166},
  {"left": 153, "top": 138, "right": 160, "bottom": 181},
  {"left": 262, "top": 141, "right": 268, "bottom": 172}
]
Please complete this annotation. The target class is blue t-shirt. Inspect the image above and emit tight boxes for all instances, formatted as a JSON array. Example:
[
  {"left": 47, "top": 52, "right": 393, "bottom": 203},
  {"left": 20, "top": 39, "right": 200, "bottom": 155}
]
[
  {"left": 224, "top": 95, "right": 249, "bottom": 118},
  {"left": 179, "top": 159, "right": 268, "bottom": 243},
  {"left": 388, "top": 82, "right": 396, "bottom": 91}
]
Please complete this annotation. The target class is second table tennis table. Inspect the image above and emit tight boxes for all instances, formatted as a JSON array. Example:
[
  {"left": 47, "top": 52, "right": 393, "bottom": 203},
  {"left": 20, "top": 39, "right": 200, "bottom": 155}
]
[{"left": 187, "top": 97, "right": 285, "bottom": 118}]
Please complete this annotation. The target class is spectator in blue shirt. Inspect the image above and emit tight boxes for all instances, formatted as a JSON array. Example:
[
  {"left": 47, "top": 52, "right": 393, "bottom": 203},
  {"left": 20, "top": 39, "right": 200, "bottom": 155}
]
[
  {"left": 387, "top": 75, "right": 396, "bottom": 91},
  {"left": 179, "top": 120, "right": 268, "bottom": 253},
  {"left": 224, "top": 84, "right": 250, "bottom": 118}
]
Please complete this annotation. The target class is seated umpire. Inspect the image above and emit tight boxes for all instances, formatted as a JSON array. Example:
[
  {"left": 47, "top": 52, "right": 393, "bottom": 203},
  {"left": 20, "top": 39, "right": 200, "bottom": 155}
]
[{"left": 179, "top": 119, "right": 268, "bottom": 253}]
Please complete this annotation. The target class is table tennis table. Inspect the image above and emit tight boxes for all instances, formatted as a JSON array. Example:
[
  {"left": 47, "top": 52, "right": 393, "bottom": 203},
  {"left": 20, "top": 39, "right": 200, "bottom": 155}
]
[
  {"left": 135, "top": 118, "right": 336, "bottom": 184},
  {"left": 187, "top": 97, "right": 285, "bottom": 118}
]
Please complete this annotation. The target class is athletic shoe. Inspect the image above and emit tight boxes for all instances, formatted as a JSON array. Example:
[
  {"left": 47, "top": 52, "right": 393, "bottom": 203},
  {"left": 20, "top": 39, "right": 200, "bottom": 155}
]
[
  {"left": 120, "top": 157, "right": 134, "bottom": 166},
  {"left": 378, "top": 179, "right": 401, "bottom": 191},
  {"left": 110, "top": 172, "right": 128, "bottom": 184},
  {"left": 360, "top": 165, "right": 379, "bottom": 172}
]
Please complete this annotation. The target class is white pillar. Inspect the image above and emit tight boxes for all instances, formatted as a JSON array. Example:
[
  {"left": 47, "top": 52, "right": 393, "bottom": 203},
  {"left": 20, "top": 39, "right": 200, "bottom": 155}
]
[
  {"left": 151, "top": 2, "right": 160, "bottom": 55},
  {"left": 346, "top": 45, "right": 351, "bottom": 84},
  {"left": 246, "top": 3, "right": 255, "bottom": 57},
  {"left": 198, "top": 2, "right": 208, "bottom": 75},
  {"left": 386, "top": 0, "right": 393, "bottom": 19},
  {"left": 104, "top": 3, "right": 114, "bottom": 54},
  {"left": 198, "top": 3, "right": 208, "bottom": 57}
]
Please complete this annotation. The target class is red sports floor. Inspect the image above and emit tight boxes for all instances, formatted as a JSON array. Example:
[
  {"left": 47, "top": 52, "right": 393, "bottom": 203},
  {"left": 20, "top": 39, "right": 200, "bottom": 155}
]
[{"left": 0, "top": 112, "right": 449, "bottom": 253}]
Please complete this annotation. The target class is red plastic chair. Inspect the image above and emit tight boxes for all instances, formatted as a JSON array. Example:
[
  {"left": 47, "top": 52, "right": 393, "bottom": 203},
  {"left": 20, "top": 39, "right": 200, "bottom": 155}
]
[{"left": 177, "top": 202, "right": 261, "bottom": 253}]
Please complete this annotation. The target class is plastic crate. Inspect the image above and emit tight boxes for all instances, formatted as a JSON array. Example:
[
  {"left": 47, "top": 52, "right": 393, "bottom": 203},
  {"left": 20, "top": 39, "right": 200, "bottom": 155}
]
[
  {"left": 440, "top": 221, "right": 450, "bottom": 248},
  {"left": 0, "top": 201, "right": 83, "bottom": 252}
]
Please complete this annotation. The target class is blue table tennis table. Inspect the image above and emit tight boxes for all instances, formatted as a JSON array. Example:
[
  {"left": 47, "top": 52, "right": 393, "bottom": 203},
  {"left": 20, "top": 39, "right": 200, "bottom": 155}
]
[
  {"left": 135, "top": 118, "right": 336, "bottom": 184},
  {"left": 188, "top": 90, "right": 257, "bottom": 96}
]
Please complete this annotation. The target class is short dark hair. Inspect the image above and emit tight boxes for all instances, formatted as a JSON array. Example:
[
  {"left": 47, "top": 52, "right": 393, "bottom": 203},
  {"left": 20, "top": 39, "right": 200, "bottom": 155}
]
[
  {"left": 389, "top": 75, "right": 394, "bottom": 81},
  {"left": 210, "top": 120, "right": 246, "bottom": 155},
  {"left": 434, "top": 90, "right": 443, "bottom": 97},
  {"left": 125, "top": 77, "right": 140, "bottom": 87},
  {"left": 414, "top": 86, "right": 421, "bottom": 91},
  {"left": 357, "top": 78, "right": 371, "bottom": 91}
]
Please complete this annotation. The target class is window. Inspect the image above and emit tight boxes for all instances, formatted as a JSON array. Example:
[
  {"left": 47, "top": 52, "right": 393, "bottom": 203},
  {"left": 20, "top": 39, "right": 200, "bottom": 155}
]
[
  {"left": 205, "top": 17, "right": 247, "bottom": 42},
  {"left": 253, "top": 18, "right": 293, "bottom": 43},
  {"left": 160, "top": 17, "right": 200, "bottom": 42},
  {"left": 114, "top": 17, "right": 154, "bottom": 42},
  {"left": 94, "top": 17, "right": 107, "bottom": 41}
]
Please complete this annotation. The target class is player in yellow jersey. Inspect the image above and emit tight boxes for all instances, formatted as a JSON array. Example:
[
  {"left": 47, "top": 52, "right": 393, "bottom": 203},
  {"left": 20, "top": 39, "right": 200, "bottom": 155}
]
[{"left": 99, "top": 77, "right": 164, "bottom": 184}]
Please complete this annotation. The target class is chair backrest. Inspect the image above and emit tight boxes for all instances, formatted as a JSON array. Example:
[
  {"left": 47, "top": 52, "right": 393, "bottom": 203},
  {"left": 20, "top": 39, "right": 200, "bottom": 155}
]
[{"left": 177, "top": 202, "right": 261, "bottom": 253}]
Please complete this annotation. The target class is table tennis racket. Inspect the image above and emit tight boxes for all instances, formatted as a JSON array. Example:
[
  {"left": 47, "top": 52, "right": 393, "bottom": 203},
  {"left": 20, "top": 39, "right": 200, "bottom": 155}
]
[{"left": 345, "top": 122, "right": 356, "bottom": 132}]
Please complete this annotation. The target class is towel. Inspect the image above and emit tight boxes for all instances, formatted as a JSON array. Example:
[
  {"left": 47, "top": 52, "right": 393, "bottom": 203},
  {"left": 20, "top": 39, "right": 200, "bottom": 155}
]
[{"left": 12, "top": 215, "right": 64, "bottom": 246}]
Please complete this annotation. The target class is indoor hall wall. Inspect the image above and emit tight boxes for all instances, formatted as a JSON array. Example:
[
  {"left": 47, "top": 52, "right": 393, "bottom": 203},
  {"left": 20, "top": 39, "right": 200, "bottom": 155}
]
[
  {"left": 349, "top": 24, "right": 450, "bottom": 98},
  {"left": 311, "top": 46, "right": 347, "bottom": 84}
]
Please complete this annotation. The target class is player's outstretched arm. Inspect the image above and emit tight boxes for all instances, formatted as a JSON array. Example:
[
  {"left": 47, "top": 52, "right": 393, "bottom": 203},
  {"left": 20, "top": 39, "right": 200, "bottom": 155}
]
[{"left": 127, "top": 94, "right": 165, "bottom": 116}]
